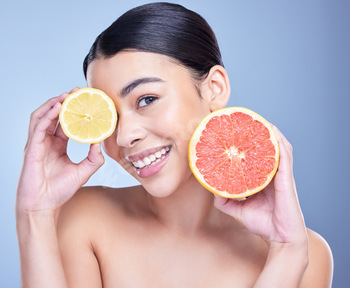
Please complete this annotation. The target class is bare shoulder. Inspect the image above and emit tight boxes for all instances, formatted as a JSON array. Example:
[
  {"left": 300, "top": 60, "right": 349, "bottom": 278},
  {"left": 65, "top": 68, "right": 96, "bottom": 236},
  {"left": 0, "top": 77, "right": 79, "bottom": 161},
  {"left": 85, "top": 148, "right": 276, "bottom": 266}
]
[
  {"left": 57, "top": 185, "right": 147, "bottom": 239},
  {"left": 301, "top": 228, "right": 334, "bottom": 288},
  {"left": 56, "top": 186, "right": 147, "bottom": 286}
]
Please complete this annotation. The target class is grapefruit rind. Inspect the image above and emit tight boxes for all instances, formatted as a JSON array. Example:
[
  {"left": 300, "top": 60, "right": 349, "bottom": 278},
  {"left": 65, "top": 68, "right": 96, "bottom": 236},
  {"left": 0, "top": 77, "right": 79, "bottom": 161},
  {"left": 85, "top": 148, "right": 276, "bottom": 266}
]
[
  {"left": 188, "top": 107, "right": 279, "bottom": 199},
  {"left": 59, "top": 87, "right": 117, "bottom": 144}
]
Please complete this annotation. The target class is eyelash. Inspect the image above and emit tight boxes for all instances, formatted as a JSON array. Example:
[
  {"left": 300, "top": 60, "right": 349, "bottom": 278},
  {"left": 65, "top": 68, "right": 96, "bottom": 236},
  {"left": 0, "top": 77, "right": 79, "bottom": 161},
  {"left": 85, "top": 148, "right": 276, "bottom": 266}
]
[{"left": 137, "top": 95, "right": 158, "bottom": 108}]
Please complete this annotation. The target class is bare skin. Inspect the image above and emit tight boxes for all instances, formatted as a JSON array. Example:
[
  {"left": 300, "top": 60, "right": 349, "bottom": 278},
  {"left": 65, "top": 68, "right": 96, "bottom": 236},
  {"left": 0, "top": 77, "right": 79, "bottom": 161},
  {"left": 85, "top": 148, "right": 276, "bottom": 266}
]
[
  {"left": 57, "top": 185, "right": 332, "bottom": 288},
  {"left": 16, "top": 51, "right": 333, "bottom": 287}
]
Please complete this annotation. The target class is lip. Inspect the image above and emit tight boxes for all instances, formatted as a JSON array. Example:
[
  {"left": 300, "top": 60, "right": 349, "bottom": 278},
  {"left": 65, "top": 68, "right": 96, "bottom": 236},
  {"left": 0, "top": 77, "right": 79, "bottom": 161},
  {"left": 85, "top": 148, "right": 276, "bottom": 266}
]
[{"left": 128, "top": 145, "right": 172, "bottom": 178}]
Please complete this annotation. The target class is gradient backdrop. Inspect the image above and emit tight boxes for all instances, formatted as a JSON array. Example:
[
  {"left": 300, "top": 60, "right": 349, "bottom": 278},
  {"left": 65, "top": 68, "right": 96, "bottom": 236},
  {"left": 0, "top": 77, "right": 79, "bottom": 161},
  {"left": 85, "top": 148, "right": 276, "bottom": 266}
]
[{"left": 1, "top": 0, "right": 349, "bottom": 287}]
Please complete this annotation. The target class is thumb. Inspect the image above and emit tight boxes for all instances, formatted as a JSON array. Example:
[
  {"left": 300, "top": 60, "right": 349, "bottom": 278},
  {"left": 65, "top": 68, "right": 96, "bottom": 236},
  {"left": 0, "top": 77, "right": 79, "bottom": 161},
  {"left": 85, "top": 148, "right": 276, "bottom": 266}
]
[
  {"left": 214, "top": 194, "right": 244, "bottom": 221},
  {"left": 76, "top": 143, "right": 105, "bottom": 185}
]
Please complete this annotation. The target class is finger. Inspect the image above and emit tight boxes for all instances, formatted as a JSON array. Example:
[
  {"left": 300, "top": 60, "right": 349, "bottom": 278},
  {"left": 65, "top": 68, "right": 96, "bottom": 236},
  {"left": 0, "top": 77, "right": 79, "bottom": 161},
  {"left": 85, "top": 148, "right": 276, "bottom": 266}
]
[
  {"left": 214, "top": 194, "right": 229, "bottom": 208},
  {"left": 30, "top": 101, "right": 62, "bottom": 145},
  {"left": 54, "top": 87, "right": 79, "bottom": 107},
  {"left": 75, "top": 143, "right": 105, "bottom": 186},
  {"left": 54, "top": 121, "right": 69, "bottom": 141},
  {"left": 50, "top": 88, "right": 81, "bottom": 140},
  {"left": 213, "top": 194, "right": 243, "bottom": 220},
  {"left": 270, "top": 126, "right": 298, "bottom": 204},
  {"left": 68, "top": 87, "right": 80, "bottom": 94},
  {"left": 28, "top": 97, "right": 59, "bottom": 138},
  {"left": 271, "top": 126, "right": 293, "bottom": 176},
  {"left": 57, "top": 90, "right": 71, "bottom": 102},
  {"left": 28, "top": 92, "right": 69, "bottom": 137},
  {"left": 271, "top": 125, "right": 293, "bottom": 160},
  {"left": 53, "top": 87, "right": 81, "bottom": 141}
]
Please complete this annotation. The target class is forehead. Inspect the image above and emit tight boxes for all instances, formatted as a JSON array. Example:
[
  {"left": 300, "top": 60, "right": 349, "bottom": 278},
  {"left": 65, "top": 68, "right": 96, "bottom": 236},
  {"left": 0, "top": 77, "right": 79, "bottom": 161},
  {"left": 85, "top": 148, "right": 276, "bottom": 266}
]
[{"left": 86, "top": 51, "right": 190, "bottom": 90}]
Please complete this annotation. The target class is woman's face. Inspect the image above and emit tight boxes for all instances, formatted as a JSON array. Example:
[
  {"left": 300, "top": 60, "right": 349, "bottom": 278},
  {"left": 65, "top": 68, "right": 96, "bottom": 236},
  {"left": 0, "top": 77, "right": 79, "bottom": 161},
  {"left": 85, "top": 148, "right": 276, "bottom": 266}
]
[{"left": 87, "top": 51, "right": 211, "bottom": 197}]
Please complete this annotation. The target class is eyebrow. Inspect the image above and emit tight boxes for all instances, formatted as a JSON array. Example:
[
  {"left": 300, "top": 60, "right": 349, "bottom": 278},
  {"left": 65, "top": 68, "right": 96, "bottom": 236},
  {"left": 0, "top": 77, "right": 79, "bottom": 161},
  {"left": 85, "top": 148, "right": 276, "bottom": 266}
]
[{"left": 120, "top": 77, "right": 165, "bottom": 97}]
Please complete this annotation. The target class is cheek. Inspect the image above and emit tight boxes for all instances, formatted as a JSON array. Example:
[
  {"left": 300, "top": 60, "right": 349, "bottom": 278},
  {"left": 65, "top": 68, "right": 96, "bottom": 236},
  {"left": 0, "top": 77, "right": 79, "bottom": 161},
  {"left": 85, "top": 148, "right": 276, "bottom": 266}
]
[
  {"left": 102, "top": 133, "right": 120, "bottom": 160},
  {"left": 154, "top": 113, "right": 201, "bottom": 157},
  {"left": 165, "top": 102, "right": 210, "bottom": 144}
]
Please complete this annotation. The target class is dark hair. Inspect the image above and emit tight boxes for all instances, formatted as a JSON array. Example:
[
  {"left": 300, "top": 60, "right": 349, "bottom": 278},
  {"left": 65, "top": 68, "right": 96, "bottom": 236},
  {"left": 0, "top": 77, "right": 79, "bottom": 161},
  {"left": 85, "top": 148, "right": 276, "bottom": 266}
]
[{"left": 83, "top": 2, "right": 223, "bottom": 81}]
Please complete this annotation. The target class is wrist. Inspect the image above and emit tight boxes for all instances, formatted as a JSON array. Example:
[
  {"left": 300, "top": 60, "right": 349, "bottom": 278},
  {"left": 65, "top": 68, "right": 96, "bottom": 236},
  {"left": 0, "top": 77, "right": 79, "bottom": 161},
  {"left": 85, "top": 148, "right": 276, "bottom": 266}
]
[
  {"left": 268, "top": 241, "right": 309, "bottom": 268},
  {"left": 267, "top": 227, "right": 309, "bottom": 264},
  {"left": 16, "top": 199, "right": 60, "bottom": 220},
  {"left": 16, "top": 209, "right": 60, "bottom": 237}
]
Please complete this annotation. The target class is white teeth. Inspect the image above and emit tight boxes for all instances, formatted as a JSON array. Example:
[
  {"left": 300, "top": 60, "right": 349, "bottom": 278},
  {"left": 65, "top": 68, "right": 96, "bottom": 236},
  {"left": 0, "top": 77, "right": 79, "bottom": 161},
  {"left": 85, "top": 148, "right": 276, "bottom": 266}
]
[
  {"left": 143, "top": 157, "right": 151, "bottom": 166},
  {"left": 137, "top": 160, "right": 145, "bottom": 168},
  {"left": 130, "top": 146, "right": 171, "bottom": 169}
]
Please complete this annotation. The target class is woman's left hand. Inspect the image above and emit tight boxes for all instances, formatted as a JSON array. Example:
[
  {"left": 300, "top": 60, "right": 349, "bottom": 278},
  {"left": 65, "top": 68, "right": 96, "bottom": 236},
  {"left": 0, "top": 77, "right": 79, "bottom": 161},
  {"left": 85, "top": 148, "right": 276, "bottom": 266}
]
[{"left": 214, "top": 125, "right": 308, "bottom": 248}]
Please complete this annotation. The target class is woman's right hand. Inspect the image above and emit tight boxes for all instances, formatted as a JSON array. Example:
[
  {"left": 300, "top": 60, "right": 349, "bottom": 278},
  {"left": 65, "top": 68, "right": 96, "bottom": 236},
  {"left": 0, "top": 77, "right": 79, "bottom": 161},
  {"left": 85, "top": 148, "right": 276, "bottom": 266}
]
[{"left": 16, "top": 88, "right": 105, "bottom": 215}]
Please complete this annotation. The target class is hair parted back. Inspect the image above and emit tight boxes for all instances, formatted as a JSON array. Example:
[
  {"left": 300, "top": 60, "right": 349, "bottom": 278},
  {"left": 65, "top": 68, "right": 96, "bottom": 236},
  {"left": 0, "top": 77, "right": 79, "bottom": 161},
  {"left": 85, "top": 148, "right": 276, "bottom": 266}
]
[{"left": 83, "top": 2, "right": 223, "bottom": 80}]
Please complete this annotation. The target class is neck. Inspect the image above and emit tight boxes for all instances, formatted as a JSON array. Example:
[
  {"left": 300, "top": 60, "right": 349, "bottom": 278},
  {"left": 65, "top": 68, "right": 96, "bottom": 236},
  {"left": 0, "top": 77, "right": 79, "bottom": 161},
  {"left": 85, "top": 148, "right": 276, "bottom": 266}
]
[{"left": 146, "top": 175, "right": 221, "bottom": 235}]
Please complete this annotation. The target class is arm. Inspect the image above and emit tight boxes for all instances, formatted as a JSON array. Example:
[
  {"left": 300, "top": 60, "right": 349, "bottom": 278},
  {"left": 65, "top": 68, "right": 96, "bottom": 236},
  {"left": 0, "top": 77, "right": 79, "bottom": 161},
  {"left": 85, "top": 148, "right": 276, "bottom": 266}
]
[
  {"left": 301, "top": 229, "right": 333, "bottom": 288},
  {"left": 57, "top": 187, "right": 104, "bottom": 287},
  {"left": 16, "top": 211, "right": 67, "bottom": 287},
  {"left": 255, "top": 229, "right": 333, "bottom": 288},
  {"left": 214, "top": 126, "right": 333, "bottom": 287},
  {"left": 16, "top": 89, "right": 104, "bottom": 287},
  {"left": 254, "top": 242, "right": 309, "bottom": 287}
]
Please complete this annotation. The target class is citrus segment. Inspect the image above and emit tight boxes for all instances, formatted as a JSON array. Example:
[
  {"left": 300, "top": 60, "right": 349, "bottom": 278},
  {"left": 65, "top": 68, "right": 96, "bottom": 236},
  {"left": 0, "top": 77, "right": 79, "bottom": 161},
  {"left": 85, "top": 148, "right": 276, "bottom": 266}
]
[
  {"left": 189, "top": 107, "right": 279, "bottom": 199},
  {"left": 59, "top": 87, "right": 117, "bottom": 144}
]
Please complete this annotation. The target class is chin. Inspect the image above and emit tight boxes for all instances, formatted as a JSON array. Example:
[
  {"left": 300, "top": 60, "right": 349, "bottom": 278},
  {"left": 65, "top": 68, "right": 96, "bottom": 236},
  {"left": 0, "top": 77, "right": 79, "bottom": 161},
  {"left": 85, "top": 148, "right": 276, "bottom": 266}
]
[
  {"left": 142, "top": 169, "right": 195, "bottom": 199},
  {"left": 141, "top": 179, "right": 179, "bottom": 198}
]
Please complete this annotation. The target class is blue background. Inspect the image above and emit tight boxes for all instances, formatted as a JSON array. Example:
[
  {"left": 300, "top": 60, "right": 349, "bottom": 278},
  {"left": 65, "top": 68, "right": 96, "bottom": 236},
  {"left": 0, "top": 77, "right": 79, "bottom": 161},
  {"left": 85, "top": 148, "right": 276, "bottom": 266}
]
[{"left": 1, "top": 0, "right": 349, "bottom": 287}]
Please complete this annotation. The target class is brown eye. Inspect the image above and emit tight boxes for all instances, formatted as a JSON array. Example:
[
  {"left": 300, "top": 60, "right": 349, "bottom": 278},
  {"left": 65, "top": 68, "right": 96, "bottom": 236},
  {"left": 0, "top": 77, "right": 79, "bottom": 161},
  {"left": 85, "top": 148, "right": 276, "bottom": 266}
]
[{"left": 138, "top": 95, "right": 158, "bottom": 108}]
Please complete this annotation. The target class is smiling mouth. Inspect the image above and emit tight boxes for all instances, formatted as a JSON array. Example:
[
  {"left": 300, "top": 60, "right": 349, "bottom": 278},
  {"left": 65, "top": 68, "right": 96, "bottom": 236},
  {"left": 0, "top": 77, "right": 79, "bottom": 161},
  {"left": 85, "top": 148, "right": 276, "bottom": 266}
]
[{"left": 129, "top": 145, "right": 171, "bottom": 169}]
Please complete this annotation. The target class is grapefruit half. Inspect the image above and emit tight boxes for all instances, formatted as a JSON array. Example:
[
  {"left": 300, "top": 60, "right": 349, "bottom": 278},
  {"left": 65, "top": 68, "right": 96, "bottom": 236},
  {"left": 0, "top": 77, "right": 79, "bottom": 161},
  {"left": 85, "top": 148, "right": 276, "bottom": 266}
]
[{"left": 189, "top": 107, "right": 279, "bottom": 199}]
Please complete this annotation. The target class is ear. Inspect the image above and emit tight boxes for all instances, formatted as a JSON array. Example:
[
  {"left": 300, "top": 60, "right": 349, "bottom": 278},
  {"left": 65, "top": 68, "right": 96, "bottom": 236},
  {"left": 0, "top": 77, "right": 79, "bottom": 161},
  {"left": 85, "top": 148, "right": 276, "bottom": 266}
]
[{"left": 201, "top": 65, "right": 231, "bottom": 112}]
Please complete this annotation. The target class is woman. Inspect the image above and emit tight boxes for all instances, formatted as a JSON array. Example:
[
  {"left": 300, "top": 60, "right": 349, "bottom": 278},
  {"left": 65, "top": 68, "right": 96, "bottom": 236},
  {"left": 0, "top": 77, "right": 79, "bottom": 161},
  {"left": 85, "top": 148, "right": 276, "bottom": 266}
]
[{"left": 16, "top": 3, "right": 333, "bottom": 287}]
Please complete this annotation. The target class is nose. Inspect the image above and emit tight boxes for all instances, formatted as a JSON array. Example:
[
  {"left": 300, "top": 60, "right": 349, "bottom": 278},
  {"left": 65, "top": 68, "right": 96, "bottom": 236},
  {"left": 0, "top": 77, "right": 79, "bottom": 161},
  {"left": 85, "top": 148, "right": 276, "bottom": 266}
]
[{"left": 116, "top": 113, "right": 146, "bottom": 148}]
